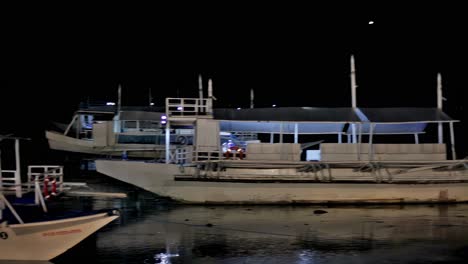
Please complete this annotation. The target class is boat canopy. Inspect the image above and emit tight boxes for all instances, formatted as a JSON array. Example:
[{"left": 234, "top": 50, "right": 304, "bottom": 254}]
[
  {"left": 215, "top": 107, "right": 359, "bottom": 134},
  {"left": 348, "top": 108, "right": 458, "bottom": 135},
  {"left": 213, "top": 107, "right": 458, "bottom": 135}
]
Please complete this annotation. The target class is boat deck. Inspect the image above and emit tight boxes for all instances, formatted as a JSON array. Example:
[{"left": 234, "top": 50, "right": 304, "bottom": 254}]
[{"left": 174, "top": 159, "right": 468, "bottom": 184}]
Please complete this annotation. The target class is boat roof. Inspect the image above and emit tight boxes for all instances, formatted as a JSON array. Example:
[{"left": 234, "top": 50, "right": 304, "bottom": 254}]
[
  {"left": 357, "top": 108, "right": 455, "bottom": 123},
  {"left": 214, "top": 107, "right": 458, "bottom": 135},
  {"left": 214, "top": 107, "right": 360, "bottom": 122},
  {"left": 76, "top": 106, "right": 165, "bottom": 115}
]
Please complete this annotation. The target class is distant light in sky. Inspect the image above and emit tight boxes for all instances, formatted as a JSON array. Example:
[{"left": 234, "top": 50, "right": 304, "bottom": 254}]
[
  {"left": 237, "top": 107, "right": 241, "bottom": 110},
  {"left": 272, "top": 104, "right": 276, "bottom": 107},
  {"left": 106, "top": 102, "right": 115, "bottom": 106},
  {"left": 150, "top": 102, "right": 154, "bottom": 106},
  {"left": 369, "top": 21, "right": 374, "bottom": 25}
]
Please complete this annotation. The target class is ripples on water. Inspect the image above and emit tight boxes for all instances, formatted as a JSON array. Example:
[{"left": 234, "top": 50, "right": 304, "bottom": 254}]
[{"left": 8, "top": 173, "right": 468, "bottom": 264}]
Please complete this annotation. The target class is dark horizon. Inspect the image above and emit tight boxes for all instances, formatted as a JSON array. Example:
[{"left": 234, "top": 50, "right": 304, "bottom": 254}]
[{"left": 1, "top": 7, "right": 467, "bottom": 161}]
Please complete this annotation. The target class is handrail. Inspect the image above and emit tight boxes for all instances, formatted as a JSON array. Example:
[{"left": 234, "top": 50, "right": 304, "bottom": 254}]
[{"left": 166, "top": 98, "right": 213, "bottom": 118}]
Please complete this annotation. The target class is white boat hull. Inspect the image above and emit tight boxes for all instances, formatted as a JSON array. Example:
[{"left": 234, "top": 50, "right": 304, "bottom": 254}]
[
  {"left": 46, "top": 131, "right": 164, "bottom": 158},
  {"left": 0, "top": 212, "right": 118, "bottom": 261},
  {"left": 96, "top": 160, "right": 468, "bottom": 204}
]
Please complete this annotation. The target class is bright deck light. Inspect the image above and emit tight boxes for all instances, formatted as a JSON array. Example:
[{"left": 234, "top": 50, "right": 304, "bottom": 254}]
[{"left": 106, "top": 102, "right": 115, "bottom": 106}]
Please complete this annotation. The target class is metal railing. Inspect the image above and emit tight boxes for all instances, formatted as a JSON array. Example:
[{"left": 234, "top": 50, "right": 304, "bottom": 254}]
[
  {"left": 166, "top": 98, "right": 213, "bottom": 118},
  {"left": 27, "top": 166, "right": 64, "bottom": 212}
]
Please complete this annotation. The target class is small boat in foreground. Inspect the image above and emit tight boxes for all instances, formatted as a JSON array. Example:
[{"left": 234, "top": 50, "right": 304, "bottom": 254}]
[
  {"left": 0, "top": 198, "right": 119, "bottom": 261},
  {"left": 1, "top": 136, "right": 119, "bottom": 261}
]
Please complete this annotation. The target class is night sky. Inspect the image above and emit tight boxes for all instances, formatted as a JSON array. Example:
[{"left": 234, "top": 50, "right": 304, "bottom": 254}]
[{"left": 1, "top": 5, "right": 467, "bottom": 162}]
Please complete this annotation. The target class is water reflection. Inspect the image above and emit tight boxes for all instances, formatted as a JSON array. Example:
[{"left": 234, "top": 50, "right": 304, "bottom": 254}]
[{"left": 49, "top": 174, "right": 468, "bottom": 263}]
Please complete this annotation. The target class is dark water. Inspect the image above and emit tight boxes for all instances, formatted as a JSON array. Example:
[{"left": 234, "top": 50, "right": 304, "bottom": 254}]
[{"left": 8, "top": 173, "right": 468, "bottom": 264}]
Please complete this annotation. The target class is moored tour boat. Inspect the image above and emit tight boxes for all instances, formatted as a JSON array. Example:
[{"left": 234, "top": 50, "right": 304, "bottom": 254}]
[{"left": 92, "top": 57, "right": 467, "bottom": 204}]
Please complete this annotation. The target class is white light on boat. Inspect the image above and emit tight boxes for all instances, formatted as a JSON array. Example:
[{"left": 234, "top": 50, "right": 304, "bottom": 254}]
[
  {"left": 106, "top": 102, "right": 116, "bottom": 106},
  {"left": 150, "top": 102, "right": 155, "bottom": 106},
  {"left": 272, "top": 104, "right": 276, "bottom": 107},
  {"left": 161, "top": 115, "right": 167, "bottom": 120},
  {"left": 177, "top": 106, "right": 183, "bottom": 111},
  {"left": 369, "top": 21, "right": 374, "bottom": 24},
  {"left": 161, "top": 120, "right": 167, "bottom": 124},
  {"left": 237, "top": 107, "right": 241, "bottom": 110}
]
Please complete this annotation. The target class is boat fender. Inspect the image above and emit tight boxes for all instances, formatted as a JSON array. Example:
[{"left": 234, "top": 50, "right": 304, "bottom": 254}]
[
  {"left": 50, "top": 178, "right": 57, "bottom": 196},
  {"left": 43, "top": 176, "right": 50, "bottom": 199}
]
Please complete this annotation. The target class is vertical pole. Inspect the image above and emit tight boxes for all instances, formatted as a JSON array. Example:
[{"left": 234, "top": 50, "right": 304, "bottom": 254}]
[
  {"left": 149, "top": 88, "right": 153, "bottom": 106},
  {"left": 414, "top": 134, "right": 419, "bottom": 144},
  {"left": 338, "top": 133, "right": 342, "bottom": 144},
  {"left": 350, "top": 55, "right": 358, "bottom": 144},
  {"left": 14, "top": 139, "right": 21, "bottom": 198},
  {"left": 198, "top": 75, "right": 203, "bottom": 101},
  {"left": 250, "top": 89, "right": 254, "bottom": 109},
  {"left": 117, "top": 84, "right": 122, "bottom": 115},
  {"left": 294, "top": 123, "right": 298, "bottom": 143},
  {"left": 368, "top": 123, "right": 375, "bottom": 161},
  {"left": 198, "top": 74, "right": 203, "bottom": 113},
  {"left": 449, "top": 122, "right": 457, "bottom": 160},
  {"left": 279, "top": 123, "right": 283, "bottom": 143},
  {"left": 270, "top": 133, "right": 274, "bottom": 143},
  {"left": 207, "top": 79, "right": 213, "bottom": 115},
  {"left": 165, "top": 121, "right": 171, "bottom": 164},
  {"left": 114, "top": 85, "right": 122, "bottom": 133},
  {"left": 357, "top": 123, "right": 362, "bottom": 161},
  {"left": 437, "top": 73, "right": 443, "bottom": 144},
  {"left": 351, "top": 55, "right": 357, "bottom": 109}
]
